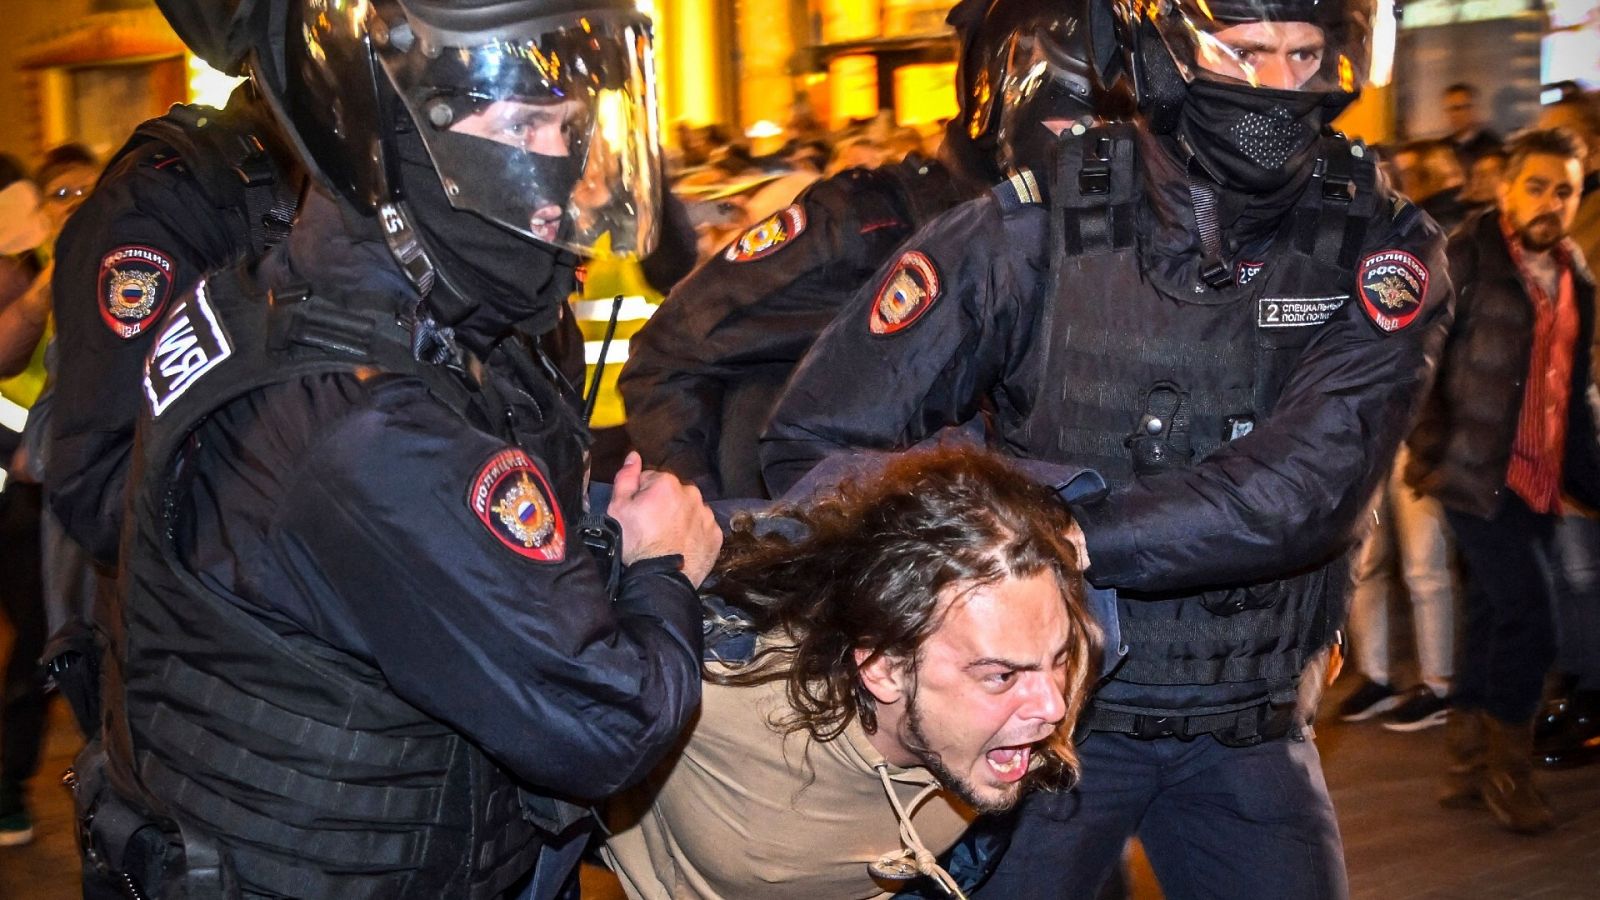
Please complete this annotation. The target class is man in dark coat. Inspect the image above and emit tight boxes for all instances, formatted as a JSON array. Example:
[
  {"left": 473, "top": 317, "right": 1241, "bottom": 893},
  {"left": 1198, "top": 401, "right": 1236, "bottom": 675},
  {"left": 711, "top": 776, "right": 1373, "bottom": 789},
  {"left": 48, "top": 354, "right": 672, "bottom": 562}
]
[{"left": 1407, "top": 126, "right": 1600, "bottom": 834}]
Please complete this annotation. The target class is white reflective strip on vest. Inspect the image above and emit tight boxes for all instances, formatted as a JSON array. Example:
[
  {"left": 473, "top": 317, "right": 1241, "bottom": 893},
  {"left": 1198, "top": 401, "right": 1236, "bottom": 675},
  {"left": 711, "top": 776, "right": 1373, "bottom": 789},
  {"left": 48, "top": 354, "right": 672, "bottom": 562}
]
[
  {"left": 572, "top": 296, "right": 658, "bottom": 322},
  {"left": 585, "top": 339, "right": 632, "bottom": 365},
  {"left": 0, "top": 396, "right": 26, "bottom": 435}
]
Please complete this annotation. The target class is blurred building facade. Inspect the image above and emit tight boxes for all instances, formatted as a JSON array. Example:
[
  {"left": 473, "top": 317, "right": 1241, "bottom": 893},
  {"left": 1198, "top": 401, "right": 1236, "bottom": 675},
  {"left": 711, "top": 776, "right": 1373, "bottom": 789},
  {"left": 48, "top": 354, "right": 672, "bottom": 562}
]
[{"left": 0, "top": 0, "right": 192, "bottom": 165}]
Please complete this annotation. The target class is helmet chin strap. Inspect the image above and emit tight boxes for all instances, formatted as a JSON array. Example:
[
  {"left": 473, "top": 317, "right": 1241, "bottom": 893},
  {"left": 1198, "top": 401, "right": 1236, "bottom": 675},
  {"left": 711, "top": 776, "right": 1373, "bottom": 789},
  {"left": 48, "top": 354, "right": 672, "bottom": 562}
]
[{"left": 376, "top": 198, "right": 478, "bottom": 327}]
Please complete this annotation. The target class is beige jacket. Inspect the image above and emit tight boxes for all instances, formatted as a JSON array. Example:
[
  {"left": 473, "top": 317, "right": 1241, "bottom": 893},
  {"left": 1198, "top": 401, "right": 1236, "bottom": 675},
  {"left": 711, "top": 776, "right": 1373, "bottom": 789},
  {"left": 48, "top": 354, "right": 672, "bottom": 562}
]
[{"left": 603, "top": 673, "right": 975, "bottom": 899}]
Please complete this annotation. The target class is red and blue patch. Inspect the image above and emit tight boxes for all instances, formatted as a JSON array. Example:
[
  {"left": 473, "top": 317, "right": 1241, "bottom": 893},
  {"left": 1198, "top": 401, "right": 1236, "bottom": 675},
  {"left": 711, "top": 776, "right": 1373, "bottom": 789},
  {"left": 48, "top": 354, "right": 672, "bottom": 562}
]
[
  {"left": 98, "top": 245, "right": 175, "bottom": 340},
  {"left": 725, "top": 205, "right": 807, "bottom": 262},
  {"left": 1357, "top": 249, "right": 1429, "bottom": 333},
  {"left": 868, "top": 251, "right": 941, "bottom": 336},
  {"left": 469, "top": 448, "right": 567, "bottom": 563}
]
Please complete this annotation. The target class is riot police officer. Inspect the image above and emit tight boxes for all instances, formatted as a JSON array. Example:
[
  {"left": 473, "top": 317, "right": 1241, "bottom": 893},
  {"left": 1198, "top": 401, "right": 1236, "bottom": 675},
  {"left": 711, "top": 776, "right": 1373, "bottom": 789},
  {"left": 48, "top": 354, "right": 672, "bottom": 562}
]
[
  {"left": 618, "top": 0, "right": 1120, "bottom": 499},
  {"left": 86, "top": 1, "right": 721, "bottom": 897},
  {"left": 762, "top": 0, "right": 1452, "bottom": 896}
]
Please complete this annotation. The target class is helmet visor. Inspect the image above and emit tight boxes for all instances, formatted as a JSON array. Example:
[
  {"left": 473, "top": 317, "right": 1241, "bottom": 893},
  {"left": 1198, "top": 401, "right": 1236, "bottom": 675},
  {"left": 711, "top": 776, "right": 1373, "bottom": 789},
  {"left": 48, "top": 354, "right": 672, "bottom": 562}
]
[
  {"left": 1137, "top": 0, "right": 1390, "bottom": 95},
  {"left": 378, "top": 9, "right": 662, "bottom": 257}
]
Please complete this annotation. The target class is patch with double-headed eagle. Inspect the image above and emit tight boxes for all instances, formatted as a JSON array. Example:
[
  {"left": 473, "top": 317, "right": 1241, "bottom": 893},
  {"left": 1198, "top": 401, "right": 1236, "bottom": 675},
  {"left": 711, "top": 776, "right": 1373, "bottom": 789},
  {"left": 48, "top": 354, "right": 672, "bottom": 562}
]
[
  {"left": 725, "top": 205, "right": 807, "bottom": 262},
  {"left": 469, "top": 448, "right": 567, "bottom": 563},
  {"left": 1358, "top": 249, "right": 1429, "bottom": 333},
  {"left": 868, "top": 251, "right": 941, "bottom": 336},
  {"left": 99, "top": 245, "right": 176, "bottom": 339}
]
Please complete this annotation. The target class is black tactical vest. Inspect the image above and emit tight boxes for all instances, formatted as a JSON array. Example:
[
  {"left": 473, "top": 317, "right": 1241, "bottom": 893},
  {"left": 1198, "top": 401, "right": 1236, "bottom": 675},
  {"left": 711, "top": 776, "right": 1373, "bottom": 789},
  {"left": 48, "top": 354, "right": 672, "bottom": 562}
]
[
  {"left": 102, "top": 269, "right": 577, "bottom": 898},
  {"left": 1003, "top": 125, "right": 1377, "bottom": 719}
]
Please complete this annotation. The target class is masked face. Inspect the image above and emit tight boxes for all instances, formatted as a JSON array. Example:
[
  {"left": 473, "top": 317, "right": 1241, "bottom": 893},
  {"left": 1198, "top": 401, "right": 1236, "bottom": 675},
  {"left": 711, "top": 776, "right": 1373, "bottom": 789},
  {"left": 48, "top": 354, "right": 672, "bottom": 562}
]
[
  {"left": 1172, "top": 21, "right": 1331, "bottom": 191},
  {"left": 449, "top": 98, "right": 591, "bottom": 244},
  {"left": 378, "top": 8, "right": 663, "bottom": 257},
  {"left": 859, "top": 571, "right": 1076, "bottom": 814},
  {"left": 1499, "top": 152, "right": 1583, "bottom": 253}
]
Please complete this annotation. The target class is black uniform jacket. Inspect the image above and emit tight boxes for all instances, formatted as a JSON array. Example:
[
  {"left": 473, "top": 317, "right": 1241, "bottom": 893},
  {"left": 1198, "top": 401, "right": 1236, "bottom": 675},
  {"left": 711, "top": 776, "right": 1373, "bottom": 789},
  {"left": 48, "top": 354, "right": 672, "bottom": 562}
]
[
  {"left": 166, "top": 192, "right": 705, "bottom": 798},
  {"left": 619, "top": 159, "right": 963, "bottom": 499},
  {"left": 761, "top": 141, "right": 1453, "bottom": 597}
]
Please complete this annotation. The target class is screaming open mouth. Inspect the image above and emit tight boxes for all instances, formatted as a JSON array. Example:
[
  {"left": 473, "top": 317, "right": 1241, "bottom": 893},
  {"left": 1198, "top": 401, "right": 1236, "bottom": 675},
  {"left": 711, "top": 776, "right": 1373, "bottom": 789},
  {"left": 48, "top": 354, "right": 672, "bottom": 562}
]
[{"left": 985, "top": 745, "right": 1032, "bottom": 783}]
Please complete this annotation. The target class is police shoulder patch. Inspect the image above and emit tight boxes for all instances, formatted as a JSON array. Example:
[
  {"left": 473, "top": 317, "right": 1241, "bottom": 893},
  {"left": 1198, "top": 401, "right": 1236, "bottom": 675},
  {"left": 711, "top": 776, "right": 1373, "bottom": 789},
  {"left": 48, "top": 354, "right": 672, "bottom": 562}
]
[
  {"left": 1358, "top": 249, "right": 1429, "bottom": 333},
  {"left": 868, "top": 251, "right": 941, "bottom": 336},
  {"left": 725, "top": 205, "right": 807, "bottom": 262},
  {"left": 469, "top": 448, "right": 567, "bottom": 563},
  {"left": 100, "top": 245, "right": 176, "bottom": 340}
]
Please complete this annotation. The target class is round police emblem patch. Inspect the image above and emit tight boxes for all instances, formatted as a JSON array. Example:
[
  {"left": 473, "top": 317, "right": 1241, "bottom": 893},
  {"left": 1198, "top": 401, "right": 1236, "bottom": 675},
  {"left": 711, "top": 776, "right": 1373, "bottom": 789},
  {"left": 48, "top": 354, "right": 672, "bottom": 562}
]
[
  {"left": 1358, "top": 249, "right": 1429, "bottom": 333},
  {"left": 725, "top": 205, "right": 806, "bottom": 262},
  {"left": 469, "top": 448, "right": 567, "bottom": 563},
  {"left": 869, "top": 251, "right": 941, "bottom": 335},
  {"left": 98, "top": 245, "right": 176, "bottom": 340}
]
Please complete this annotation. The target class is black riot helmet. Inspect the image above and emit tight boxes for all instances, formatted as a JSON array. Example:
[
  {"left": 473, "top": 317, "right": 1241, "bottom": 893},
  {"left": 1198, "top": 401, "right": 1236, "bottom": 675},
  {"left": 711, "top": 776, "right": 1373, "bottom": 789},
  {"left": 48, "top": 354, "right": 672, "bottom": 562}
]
[
  {"left": 948, "top": 0, "right": 1119, "bottom": 178},
  {"left": 1108, "top": 0, "right": 1395, "bottom": 191},
  {"left": 264, "top": 0, "right": 662, "bottom": 262},
  {"left": 156, "top": 0, "right": 278, "bottom": 76}
]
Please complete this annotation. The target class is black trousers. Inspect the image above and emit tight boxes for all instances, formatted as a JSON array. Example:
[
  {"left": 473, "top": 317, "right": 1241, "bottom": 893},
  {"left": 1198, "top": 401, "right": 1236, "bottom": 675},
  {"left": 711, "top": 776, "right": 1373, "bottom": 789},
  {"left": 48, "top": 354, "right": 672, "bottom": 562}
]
[
  {"left": 1445, "top": 492, "right": 1560, "bottom": 723},
  {"left": 974, "top": 731, "right": 1347, "bottom": 900},
  {"left": 0, "top": 480, "right": 46, "bottom": 787}
]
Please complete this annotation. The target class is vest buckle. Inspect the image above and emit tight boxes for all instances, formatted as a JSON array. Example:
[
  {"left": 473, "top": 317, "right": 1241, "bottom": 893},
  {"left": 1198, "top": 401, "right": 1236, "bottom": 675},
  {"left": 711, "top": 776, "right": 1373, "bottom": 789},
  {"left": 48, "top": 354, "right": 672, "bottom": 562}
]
[
  {"left": 1079, "top": 165, "right": 1111, "bottom": 196},
  {"left": 1321, "top": 174, "right": 1354, "bottom": 204}
]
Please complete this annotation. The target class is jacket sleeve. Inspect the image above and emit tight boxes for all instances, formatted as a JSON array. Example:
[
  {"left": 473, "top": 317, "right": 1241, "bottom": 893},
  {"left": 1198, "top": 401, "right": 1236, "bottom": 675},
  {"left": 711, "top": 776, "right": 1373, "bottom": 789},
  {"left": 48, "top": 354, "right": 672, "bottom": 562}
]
[
  {"left": 1402, "top": 232, "right": 1479, "bottom": 490},
  {"left": 759, "top": 196, "right": 1042, "bottom": 495},
  {"left": 1073, "top": 212, "right": 1455, "bottom": 593},
  {"left": 46, "top": 143, "right": 242, "bottom": 564},
  {"left": 619, "top": 174, "right": 909, "bottom": 495},
  {"left": 265, "top": 380, "right": 704, "bottom": 800}
]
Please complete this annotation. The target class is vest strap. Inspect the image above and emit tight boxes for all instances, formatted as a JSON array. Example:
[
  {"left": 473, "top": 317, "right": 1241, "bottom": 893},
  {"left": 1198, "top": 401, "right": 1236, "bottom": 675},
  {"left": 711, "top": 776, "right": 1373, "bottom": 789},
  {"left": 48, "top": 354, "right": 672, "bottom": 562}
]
[
  {"left": 1293, "top": 137, "right": 1376, "bottom": 272},
  {"left": 115, "top": 103, "right": 300, "bottom": 259},
  {"left": 1054, "top": 124, "right": 1139, "bottom": 258},
  {"left": 1087, "top": 698, "right": 1296, "bottom": 746}
]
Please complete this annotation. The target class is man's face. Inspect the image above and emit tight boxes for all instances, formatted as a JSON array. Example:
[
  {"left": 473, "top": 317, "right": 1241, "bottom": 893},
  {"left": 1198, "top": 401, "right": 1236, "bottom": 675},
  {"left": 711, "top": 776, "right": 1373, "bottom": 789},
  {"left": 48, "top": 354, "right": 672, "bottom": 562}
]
[
  {"left": 1499, "top": 152, "right": 1583, "bottom": 252},
  {"left": 1444, "top": 90, "right": 1478, "bottom": 135},
  {"left": 1391, "top": 150, "right": 1422, "bottom": 197},
  {"left": 1196, "top": 21, "right": 1326, "bottom": 91},
  {"left": 863, "top": 571, "right": 1076, "bottom": 814},
  {"left": 1464, "top": 155, "right": 1506, "bottom": 203},
  {"left": 451, "top": 97, "right": 588, "bottom": 241},
  {"left": 42, "top": 164, "right": 98, "bottom": 238}
]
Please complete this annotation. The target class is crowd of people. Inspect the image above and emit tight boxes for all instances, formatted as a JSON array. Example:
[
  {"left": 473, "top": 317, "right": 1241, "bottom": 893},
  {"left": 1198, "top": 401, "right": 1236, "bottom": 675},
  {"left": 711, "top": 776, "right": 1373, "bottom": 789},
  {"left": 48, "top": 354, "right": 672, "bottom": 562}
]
[
  {"left": 0, "top": 140, "right": 101, "bottom": 846},
  {"left": 0, "top": 0, "right": 1597, "bottom": 898}
]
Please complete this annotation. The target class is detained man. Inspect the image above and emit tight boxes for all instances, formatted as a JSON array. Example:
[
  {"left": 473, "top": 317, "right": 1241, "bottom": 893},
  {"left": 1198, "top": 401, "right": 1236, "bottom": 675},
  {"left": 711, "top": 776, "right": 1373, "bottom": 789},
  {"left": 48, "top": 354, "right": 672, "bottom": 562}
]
[{"left": 602, "top": 447, "right": 1102, "bottom": 899}]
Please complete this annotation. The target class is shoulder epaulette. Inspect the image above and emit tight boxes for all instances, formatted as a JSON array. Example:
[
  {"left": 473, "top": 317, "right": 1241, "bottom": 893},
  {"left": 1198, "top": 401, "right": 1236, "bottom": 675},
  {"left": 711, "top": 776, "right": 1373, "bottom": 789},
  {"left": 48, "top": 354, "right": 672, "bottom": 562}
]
[{"left": 993, "top": 168, "right": 1045, "bottom": 213}]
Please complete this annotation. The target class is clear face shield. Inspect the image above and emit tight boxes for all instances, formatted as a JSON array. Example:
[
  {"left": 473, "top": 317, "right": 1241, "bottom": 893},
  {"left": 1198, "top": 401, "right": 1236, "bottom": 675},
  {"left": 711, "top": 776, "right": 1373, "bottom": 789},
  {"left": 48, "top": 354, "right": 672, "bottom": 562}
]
[
  {"left": 376, "top": 8, "right": 663, "bottom": 258},
  {"left": 1138, "top": 0, "right": 1391, "bottom": 97}
]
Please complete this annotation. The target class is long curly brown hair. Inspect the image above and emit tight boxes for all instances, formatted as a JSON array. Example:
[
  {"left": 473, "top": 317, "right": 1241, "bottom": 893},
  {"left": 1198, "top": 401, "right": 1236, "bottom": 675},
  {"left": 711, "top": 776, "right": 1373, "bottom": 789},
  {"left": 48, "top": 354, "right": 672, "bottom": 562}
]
[{"left": 708, "top": 446, "right": 1101, "bottom": 789}]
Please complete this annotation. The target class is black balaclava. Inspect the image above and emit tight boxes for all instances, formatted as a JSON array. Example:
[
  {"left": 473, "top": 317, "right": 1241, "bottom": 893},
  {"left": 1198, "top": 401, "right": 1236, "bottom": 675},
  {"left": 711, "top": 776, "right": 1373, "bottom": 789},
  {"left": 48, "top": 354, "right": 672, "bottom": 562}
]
[
  {"left": 1177, "top": 79, "right": 1327, "bottom": 193},
  {"left": 393, "top": 125, "right": 577, "bottom": 348}
]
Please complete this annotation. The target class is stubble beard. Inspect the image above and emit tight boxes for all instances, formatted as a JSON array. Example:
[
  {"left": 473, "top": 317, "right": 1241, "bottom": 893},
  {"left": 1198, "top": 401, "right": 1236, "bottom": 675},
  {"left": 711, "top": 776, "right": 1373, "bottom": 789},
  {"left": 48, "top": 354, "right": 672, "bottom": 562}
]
[{"left": 903, "top": 691, "right": 1021, "bottom": 815}]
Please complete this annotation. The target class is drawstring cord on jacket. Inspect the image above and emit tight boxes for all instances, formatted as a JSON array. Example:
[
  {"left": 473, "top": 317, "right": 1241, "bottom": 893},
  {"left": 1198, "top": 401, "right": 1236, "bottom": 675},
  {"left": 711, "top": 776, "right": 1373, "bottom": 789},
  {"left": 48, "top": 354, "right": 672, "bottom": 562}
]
[{"left": 873, "top": 763, "right": 968, "bottom": 899}]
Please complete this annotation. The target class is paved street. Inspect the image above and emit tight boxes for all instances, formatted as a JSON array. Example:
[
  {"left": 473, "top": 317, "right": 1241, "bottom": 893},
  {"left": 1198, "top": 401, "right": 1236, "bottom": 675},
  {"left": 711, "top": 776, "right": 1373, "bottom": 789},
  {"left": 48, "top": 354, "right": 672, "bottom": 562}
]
[{"left": 3, "top": 679, "right": 1598, "bottom": 898}]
